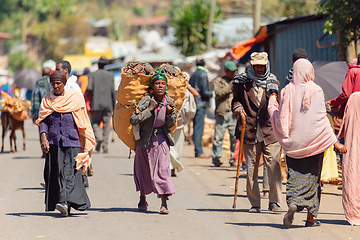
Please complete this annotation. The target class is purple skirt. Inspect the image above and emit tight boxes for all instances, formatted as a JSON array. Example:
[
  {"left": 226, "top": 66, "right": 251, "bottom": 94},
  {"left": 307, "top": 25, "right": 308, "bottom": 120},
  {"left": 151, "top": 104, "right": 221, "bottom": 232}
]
[{"left": 134, "top": 133, "right": 175, "bottom": 196}]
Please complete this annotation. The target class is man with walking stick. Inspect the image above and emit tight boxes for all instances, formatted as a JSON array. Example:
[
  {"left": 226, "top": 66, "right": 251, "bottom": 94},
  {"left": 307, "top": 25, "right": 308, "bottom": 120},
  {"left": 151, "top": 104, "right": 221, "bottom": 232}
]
[{"left": 231, "top": 52, "right": 282, "bottom": 213}]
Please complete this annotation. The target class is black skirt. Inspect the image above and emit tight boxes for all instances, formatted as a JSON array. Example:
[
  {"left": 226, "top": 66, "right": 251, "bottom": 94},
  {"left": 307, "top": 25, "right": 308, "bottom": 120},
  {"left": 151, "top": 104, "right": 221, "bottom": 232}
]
[
  {"left": 44, "top": 142, "right": 91, "bottom": 211},
  {"left": 286, "top": 152, "right": 324, "bottom": 217}
]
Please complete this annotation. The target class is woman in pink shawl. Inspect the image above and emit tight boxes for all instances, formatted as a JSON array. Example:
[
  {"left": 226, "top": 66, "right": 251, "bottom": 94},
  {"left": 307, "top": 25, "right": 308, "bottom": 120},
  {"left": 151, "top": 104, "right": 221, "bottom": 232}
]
[
  {"left": 268, "top": 59, "right": 346, "bottom": 227},
  {"left": 338, "top": 91, "right": 360, "bottom": 226}
]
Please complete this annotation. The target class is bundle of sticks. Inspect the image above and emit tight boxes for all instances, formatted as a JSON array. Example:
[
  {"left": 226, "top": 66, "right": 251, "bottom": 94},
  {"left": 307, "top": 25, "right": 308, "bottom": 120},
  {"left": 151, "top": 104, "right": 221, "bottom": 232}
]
[{"left": 0, "top": 92, "right": 27, "bottom": 114}]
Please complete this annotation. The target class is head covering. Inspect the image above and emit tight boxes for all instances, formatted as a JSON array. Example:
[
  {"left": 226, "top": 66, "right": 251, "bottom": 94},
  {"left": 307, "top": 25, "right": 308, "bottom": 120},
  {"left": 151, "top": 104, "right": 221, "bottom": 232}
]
[
  {"left": 250, "top": 52, "right": 268, "bottom": 65},
  {"left": 36, "top": 90, "right": 95, "bottom": 174},
  {"left": 224, "top": 61, "right": 237, "bottom": 71},
  {"left": 98, "top": 56, "right": 108, "bottom": 65},
  {"left": 50, "top": 70, "right": 67, "bottom": 84},
  {"left": 267, "top": 59, "right": 337, "bottom": 158},
  {"left": 151, "top": 70, "right": 168, "bottom": 85},
  {"left": 83, "top": 68, "right": 90, "bottom": 75},
  {"left": 337, "top": 92, "right": 360, "bottom": 226},
  {"left": 43, "top": 59, "right": 56, "bottom": 71},
  {"left": 347, "top": 58, "right": 358, "bottom": 68},
  {"left": 234, "top": 57, "right": 277, "bottom": 88}
]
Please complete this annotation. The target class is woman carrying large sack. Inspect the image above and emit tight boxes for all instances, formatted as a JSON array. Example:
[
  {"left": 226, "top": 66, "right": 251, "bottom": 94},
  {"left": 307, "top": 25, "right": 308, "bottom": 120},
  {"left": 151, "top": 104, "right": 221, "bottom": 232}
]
[
  {"left": 130, "top": 71, "right": 177, "bottom": 214},
  {"left": 267, "top": 59, "right": 346, "bottom": 227}
]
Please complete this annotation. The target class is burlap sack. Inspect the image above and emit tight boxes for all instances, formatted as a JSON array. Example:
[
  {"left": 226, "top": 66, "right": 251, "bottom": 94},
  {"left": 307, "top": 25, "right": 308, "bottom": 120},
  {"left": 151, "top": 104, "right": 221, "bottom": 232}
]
[
  {"left": 113, "top": 66, "right": 187, "bottom": 150},
  {"left": 166, "top": 72, "right": 187, "bottom": 112},
  {"left": 116, "top": 68, "right": 152, "bottom": 105},
  {"left": 113, "top": 102, "right": 136, "bottom": 150},
  {"left": 113, "top": 67, "right": 152, "bottom": 150}
]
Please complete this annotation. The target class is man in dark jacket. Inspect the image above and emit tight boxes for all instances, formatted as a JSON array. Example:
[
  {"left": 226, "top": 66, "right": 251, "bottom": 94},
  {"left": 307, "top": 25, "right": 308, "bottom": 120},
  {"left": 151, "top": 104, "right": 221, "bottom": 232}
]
[
  {"left": 86, "top": 56, "right": 116, "bottom": 153},
  {"left": 189, "top": 58, "right": 213, "bottom": 158},
  {"left": 232, "top": 52, "right": 282, "bottom": 213}
]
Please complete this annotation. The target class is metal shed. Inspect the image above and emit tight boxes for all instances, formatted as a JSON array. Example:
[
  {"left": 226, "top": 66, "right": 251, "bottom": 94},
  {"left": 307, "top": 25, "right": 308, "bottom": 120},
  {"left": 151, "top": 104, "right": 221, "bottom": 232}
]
[{"left": 263, "top": 15, "right": 339, "bottom": 87}]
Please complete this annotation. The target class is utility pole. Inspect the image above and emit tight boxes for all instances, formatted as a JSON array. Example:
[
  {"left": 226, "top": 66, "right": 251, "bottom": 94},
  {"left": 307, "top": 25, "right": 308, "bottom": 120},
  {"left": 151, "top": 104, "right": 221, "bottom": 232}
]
[
  {"left": 206, "top": 0, "right": 216, "bottom": 51},
  {"left": 253, "top": 0, "right": 262, "bottom": 35}
]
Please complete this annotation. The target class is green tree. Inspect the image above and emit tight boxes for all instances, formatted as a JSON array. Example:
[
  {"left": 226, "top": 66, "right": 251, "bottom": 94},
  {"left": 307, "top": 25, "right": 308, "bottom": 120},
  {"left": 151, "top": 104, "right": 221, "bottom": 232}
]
[
  {"left": 317, "top": 0, "right": 360, "bottom": 52},
  {"left": 8, "top": 51, "right": 36, "bottom": 72},
  {"left": 262, "top": 0, "right": 317, "bottom": 21},
  {"left": 170, "top": 0, "right": 222, "bottom": 56}
]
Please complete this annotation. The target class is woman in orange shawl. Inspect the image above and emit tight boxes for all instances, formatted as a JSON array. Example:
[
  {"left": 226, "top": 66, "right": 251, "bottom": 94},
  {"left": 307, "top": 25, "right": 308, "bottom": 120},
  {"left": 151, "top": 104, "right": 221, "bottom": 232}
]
[{"left": 36, "top": 71, "right": 95, "bottom": 217}]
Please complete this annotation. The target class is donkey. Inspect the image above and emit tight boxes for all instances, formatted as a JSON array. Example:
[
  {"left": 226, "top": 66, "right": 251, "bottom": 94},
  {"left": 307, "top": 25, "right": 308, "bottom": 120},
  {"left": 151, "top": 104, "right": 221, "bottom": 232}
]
[{"left": 1, "top": 111, "right": 26, "bottom": 152}]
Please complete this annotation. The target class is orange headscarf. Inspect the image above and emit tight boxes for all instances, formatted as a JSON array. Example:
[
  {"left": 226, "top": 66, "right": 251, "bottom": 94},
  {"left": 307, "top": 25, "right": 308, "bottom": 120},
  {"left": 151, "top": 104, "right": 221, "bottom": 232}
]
[{"left": 36, "top": 90, "right": 95, "bottom": 173}]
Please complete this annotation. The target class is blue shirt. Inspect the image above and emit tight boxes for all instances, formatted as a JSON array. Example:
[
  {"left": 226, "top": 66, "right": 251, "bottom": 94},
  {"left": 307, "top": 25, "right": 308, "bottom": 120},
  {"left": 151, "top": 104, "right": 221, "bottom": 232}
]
[{"left": 40, "top": 112, "right": 80, "bottom": 147}]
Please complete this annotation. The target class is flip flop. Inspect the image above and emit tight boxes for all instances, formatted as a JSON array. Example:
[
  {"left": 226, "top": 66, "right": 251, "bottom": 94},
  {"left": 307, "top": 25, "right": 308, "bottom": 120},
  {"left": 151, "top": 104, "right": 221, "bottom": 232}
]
[
  {"left": 159, "top": 206, "right": 169, "bottom": 214},
  {"left": 305, "top": 220, "right": 321, "bottom": 227},
  {"left": 283, "top": 204, "right": 297, "bottom": 227}
]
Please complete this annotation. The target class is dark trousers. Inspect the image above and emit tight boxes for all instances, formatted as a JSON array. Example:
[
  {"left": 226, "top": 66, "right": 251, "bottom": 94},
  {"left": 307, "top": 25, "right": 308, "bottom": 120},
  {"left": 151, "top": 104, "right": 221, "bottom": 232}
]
[
  {"left": 193, "top": 107, "right": 206, "bottom": 156},
  {"left": 91, "top": 110, "right": 112, "bottom": 151}
]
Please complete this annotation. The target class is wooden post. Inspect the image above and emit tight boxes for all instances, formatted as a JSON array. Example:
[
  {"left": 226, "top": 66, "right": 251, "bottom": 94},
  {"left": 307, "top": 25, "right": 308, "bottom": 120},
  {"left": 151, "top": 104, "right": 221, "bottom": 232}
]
[
  {"left": 253, "top": 0, "right": 262, "bottom": 35},
  {"left": 206, "top": 0, "right": 216, "bottom": 51}
]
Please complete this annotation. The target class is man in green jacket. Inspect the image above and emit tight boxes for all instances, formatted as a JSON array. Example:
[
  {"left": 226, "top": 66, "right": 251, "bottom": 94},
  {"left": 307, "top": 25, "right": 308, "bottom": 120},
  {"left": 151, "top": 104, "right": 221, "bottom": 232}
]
[{"left": 211, "top": 61, "right": 238, "bottom": 167}]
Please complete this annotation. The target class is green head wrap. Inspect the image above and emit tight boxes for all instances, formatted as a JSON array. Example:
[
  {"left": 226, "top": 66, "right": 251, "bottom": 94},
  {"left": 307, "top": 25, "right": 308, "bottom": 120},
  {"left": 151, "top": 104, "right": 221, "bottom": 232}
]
[
  {"left": 150, "top": 70, "right": 168, "bottom": 85},
  {"left": 150, "top": 70, "right": 168, "bottom": 93}
]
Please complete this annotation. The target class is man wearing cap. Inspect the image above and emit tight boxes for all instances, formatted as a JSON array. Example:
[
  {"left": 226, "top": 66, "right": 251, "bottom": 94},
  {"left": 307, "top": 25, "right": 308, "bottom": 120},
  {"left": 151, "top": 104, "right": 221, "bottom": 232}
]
[
  {"left": 232, "top": 52, "right": 282, "bottom": 213},
  {"left": 86, "top": 56, "right": 116, "bottom": 153},
  {"left": 211, "top": 61, "right": 238, "bottom": 167},
  {"left": 189, "top": 58, "right": 213, "bottom": 158}
]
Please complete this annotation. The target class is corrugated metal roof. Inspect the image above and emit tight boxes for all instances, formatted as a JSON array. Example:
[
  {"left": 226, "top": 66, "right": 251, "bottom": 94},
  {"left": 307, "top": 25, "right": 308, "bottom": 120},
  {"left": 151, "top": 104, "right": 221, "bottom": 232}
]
[{"left": 264, "top": 15, "right": 338, "bottom": 87}]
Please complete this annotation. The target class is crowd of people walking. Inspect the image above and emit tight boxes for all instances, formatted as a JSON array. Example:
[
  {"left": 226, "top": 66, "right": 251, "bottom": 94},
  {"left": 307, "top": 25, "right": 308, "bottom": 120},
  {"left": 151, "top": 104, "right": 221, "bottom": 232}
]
[{"left": 16, "top": 49, "right": 359, "bottom": 227}]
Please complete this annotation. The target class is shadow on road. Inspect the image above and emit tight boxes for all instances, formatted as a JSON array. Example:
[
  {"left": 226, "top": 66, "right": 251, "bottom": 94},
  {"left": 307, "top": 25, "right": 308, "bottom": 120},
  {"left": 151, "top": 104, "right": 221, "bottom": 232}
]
[
  {"left": 88, "top": 207, "right": 158, "bottom": 214},
  {"left": 225, "top": 222, "right": 303, "bottom": 229},
  {"left": 208, "top": 193, "right": 247, "bottom": 198},
  {"left": 227, "top": 174, "right": 247, "bottom": 179},
  {"left": 0, "top": 151, "right": 11, "bottom": 154},
  {"left": 188, "top": 208, "right": 285, "bottom": 215},
  {"left": 208, "top": 168, "right": 238, "bottom": 172},
  {"left": 18, "top": 187, "right": 44, "bottom": 191},
  {"left": 317, "top": 219, "right": 349, "bottom": 225},
  {"left": 6, "top": 212, "right": 87, "bottom": 218},
  {"left": 12, "top": 156, "right": 42, "bottom": 159},
  {"left": 118, "top": 173, "right": 134, "bottom": 177}
]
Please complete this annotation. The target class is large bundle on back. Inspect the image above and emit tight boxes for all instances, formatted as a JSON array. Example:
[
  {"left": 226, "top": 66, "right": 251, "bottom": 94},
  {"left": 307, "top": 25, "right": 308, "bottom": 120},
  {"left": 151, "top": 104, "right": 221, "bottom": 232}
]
[
  {"left": 0, "top": 91, "right": 29, "bottom": 121},
  {"left": 156, "top": 64, "right": 187, "bottom": 113},
  {"left": 113, "top": 61, "right": 187, "bottom": 150},
  {"left": 113, "top": 61, "right": 154, "bottom": 150}
]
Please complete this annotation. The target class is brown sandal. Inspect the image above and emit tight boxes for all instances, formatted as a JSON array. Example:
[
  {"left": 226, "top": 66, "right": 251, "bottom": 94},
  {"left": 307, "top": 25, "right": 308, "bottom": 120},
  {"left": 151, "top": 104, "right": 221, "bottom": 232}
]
[{"left": 159, "top": 206, "right": 169, "bottom": 214}]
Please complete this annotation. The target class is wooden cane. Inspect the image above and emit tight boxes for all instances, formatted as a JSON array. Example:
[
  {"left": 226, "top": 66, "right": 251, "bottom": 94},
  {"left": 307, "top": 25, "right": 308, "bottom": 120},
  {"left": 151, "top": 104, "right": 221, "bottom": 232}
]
[{"left": 232, "top": 115, "right": 246, "bottom": 209}]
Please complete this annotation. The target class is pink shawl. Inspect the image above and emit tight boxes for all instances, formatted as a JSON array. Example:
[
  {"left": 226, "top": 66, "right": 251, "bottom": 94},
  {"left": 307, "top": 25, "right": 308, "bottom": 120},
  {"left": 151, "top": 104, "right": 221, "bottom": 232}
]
[
  {"left": 338, "top": 92, "right": 360, "bottom": 225},
  {"left": 268, "top": 59, "right": 337, "bottom": 158},
  {"left": 36, "top": 90, "right": 95, "bottom": 173}
]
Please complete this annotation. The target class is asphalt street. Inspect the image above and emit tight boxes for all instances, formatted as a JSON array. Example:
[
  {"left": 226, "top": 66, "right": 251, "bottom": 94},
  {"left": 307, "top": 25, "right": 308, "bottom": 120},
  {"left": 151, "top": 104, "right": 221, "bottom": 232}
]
[{"left": 0, "top": 119, "right": 359, "bottom": 240}]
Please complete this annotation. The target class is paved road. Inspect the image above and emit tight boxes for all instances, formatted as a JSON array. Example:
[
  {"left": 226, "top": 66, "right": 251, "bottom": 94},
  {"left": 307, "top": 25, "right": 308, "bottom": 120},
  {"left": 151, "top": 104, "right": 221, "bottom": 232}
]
[{"left": 0, "top": 120, "right": 358, "bottom": 240}]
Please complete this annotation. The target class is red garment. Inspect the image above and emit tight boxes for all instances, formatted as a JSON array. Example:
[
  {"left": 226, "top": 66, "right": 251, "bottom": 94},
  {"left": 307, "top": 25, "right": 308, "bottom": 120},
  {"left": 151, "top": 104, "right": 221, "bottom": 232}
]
[{"left": 330, "top": 65, "right": 360, "bottom": 117}]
